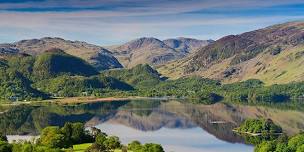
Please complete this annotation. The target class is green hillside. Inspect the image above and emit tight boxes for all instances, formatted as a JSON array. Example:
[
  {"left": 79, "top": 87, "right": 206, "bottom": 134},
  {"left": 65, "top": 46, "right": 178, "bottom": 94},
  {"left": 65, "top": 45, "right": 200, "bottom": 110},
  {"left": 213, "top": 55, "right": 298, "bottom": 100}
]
[
  {"left": 33, "top": 75, "right": 133, "bottom": 97},
  {"left": 101, "top": 64, "right": 163, "bottom": 88},
  {"left": 33, "top": 49, "right": 99, "bottom": 79},
  {"left": 0, "top": 68, "right": 46, "bottom": 101},
  {"left": 0, "top": 50, "right": 132, "bottom": 101}
]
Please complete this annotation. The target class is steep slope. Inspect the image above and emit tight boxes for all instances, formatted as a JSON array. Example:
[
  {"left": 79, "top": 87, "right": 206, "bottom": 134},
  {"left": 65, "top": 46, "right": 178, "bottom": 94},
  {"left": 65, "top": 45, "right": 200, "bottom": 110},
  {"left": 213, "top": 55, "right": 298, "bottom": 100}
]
[
  {"left": 0, "top": 56, "right": 47, "bottom": 102},
  {"left": 163, "top": 37, "right": 213, "bottom": 53},
  {"left": 158, "top": 21, "right": 304, "bottom": 84},
  {"left": 0, "top": 37, "right": 122, "bottom": 71},
  {"left": 0, "top": 68, "right": 47, "bottom": 101},
  {"left": 32, "top": 49, "right": 99, "bottom": 79}
]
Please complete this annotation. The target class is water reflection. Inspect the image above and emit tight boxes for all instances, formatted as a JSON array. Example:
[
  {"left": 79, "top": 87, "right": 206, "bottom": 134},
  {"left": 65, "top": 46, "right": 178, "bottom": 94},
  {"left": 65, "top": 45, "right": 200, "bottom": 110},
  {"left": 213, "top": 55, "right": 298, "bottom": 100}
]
[
  {"left": 1, "top": 100, "right": 304, "bottom": 151},
  {"left": 97, "top": 123, "right": 251, "bottom": 152}
]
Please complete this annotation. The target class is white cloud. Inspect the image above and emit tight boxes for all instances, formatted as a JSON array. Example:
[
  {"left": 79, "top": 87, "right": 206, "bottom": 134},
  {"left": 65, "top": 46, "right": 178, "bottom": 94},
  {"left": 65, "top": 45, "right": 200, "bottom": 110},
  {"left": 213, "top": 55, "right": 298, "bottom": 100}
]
[{"left": 0, "top": 0, "right": 303, "bottom": 45}]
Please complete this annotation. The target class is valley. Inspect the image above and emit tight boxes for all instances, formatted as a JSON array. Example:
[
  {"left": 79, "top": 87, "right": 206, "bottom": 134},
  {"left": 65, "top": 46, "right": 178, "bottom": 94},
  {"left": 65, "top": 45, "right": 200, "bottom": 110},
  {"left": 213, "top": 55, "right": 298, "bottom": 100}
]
[{"left": 2, "top": 1, "right": 304, "bottom": 152}]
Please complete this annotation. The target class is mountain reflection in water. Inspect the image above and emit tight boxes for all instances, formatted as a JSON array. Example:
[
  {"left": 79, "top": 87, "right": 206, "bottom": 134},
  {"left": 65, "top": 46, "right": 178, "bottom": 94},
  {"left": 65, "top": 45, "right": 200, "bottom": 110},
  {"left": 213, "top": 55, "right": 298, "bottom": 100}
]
[{"left": 1, "top": 100, "right": 304, "bottom": 151}]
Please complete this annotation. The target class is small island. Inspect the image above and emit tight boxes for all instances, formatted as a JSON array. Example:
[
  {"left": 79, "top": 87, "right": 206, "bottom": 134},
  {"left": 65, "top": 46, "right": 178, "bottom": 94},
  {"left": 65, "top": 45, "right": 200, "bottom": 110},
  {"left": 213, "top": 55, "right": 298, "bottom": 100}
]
[
  {"left": 233, "top": 118, "right": 304, "bottom": 152},
  {"left": 233, "top": 118, "right": 283, "bottom": 136}
]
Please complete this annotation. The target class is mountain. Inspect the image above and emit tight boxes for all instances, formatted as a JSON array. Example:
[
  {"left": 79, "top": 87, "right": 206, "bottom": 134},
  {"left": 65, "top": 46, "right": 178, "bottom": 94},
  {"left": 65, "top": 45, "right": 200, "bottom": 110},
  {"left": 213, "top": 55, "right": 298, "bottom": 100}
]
[
  {"left": 32, "top": 49, "right": 99, "bottom": 79},
  {"left": 0, "top": 37, "right": 123, "bottom": 71},
  {"left": 109, "top": 37, "right": 212, "bottom": 68},
  {"left": 110, "top": 37, "right": 182, "bottom": 68},
  {"left": 157, "top": 21, "right": 304, "bottom": 85},
  {"left": 163, "top": 37, "right": 214, "bottom": 53},
  {"left": 0, "top": 37, "right": 212, "bottom": 70}
]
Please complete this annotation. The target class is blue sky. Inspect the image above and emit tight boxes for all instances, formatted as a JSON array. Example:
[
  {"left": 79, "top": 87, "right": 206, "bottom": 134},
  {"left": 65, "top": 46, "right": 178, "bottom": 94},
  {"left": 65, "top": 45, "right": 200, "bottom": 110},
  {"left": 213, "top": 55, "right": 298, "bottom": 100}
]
[{"left": 0, "top": 0, "right": 304, "bottom": 45}]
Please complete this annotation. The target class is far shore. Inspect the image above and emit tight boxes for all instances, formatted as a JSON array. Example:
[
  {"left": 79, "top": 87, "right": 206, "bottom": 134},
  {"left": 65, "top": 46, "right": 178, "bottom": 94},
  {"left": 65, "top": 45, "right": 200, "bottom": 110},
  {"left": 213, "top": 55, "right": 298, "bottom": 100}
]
[
  {"left": 0, "top": 96, "right": 177, "bottom": 106},
  {"left": 48, "top": 96, "right": 170, "bottom": 104}
]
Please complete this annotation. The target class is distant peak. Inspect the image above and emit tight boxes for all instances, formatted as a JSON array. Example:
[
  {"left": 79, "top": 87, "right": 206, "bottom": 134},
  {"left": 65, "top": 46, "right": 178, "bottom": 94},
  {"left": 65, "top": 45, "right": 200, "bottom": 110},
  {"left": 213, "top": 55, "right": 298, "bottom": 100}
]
[
  {"left": 41, "top": 37, "right": 65, "bottom": 41},
  {"left": 177, "top": 37, "right": 195, "bottom": 40},
  {"left": 132, "top": 37, "right": 161, "bottom": 42},
  {"left": 121, "top": 37, "right": 166, "bottom": 50}
]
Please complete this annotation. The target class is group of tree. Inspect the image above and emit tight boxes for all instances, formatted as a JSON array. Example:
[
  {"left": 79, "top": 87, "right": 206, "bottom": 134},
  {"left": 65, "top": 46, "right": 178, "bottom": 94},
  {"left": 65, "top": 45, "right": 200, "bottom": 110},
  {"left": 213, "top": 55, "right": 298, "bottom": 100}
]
[
  {"left": 127, "top": 141, "right": 164, "bottom": 152},
  {"left": 234, "top": 118, "right": 283, "bottom": 145},
  {"left": 84, "top": 126, "right": 164, "bottom": 152},
  {"left": 235, "top": 118, "right": 282, "bottom": 134},
  {"left": 0, "top": 122, "right": 164, "bottom": 152},
  {"left": 255, "top": 132, "right": 304, "bottom": 152}
]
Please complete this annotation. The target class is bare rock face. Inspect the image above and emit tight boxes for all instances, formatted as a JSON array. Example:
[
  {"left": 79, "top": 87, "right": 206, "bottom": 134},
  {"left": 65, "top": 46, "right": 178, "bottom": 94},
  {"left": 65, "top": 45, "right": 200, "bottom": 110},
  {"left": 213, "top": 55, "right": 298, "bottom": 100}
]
[
  {"left": 0, "top": 37, "right": 123, "bottom": 70},
  {"left": 110, "top": 37, "right": 212, "bottom": 68}
]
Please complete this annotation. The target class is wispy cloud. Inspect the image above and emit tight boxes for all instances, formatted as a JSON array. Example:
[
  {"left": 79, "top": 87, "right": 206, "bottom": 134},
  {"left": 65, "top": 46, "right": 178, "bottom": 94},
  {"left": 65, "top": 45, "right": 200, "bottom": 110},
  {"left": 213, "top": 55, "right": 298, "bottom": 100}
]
[{"left": 0, "top": 0, "right": 303, "bottom": 45}]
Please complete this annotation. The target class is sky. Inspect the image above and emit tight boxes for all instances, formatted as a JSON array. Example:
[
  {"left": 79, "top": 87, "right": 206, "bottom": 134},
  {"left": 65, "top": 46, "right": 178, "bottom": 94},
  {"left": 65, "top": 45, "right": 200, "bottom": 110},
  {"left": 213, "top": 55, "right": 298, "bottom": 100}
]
[{"left": 0, "top": 0, "right": 304, "bottom": 46}]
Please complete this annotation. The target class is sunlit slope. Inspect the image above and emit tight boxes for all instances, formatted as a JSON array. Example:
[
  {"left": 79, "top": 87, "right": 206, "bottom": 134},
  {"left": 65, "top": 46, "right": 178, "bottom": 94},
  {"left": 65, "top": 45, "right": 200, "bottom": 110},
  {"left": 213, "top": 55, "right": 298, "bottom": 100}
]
[{"left": 157, "top": 22, "right": 304, "bottom": 85}]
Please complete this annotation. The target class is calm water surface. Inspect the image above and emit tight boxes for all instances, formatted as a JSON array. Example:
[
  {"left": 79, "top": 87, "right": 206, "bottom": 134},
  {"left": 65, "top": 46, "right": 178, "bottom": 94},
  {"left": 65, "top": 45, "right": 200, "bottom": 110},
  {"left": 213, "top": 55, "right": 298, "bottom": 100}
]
[
  {"left": 2, "top": 99, "right": 304, "bottom": 152},
  {"left": 97, "top": 123, "right": 252, "bottom": 152}
]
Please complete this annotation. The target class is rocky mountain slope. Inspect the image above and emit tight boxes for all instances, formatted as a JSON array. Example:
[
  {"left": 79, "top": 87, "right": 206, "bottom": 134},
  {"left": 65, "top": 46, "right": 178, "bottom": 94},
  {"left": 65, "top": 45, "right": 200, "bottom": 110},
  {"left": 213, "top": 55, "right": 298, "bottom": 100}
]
[
  {"left": 157, "top": 21, "right": 304, "bottom": 85},
  {"left": 109, "top": 37, "right": 212, "bottom": 68},
  {"left": 0, "top": 37, "right": 122, "bottom": 70}
]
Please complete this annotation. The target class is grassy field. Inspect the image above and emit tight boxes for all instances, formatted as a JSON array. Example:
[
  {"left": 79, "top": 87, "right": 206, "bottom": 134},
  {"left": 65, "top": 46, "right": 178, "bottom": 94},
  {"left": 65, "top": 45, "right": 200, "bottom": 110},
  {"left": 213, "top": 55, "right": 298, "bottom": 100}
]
[{"left": 73, "top": 143, "right": 92, "bottom": 152}]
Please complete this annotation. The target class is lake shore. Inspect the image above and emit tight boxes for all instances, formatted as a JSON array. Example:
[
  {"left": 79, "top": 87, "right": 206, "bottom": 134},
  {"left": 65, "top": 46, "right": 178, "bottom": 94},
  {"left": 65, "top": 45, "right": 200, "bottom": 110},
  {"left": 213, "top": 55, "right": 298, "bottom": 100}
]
[
  {"left": 0, "top": 96, "right": 175, "bottom": 106},
  {"left": 232, "top": 129, "right": 283, "bottom": 136},
  {"left": 48, "top": 96, "right": 158, "bottom": 104}
]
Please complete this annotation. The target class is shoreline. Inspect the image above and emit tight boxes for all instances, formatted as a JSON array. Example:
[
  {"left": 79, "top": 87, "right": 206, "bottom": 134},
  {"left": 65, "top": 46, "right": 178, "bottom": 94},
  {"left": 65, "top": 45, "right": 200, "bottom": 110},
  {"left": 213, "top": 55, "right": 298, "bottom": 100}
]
[
  {"left": 0, "top": 96, "right": 177, "bottom": 106},
  {"left": 50, "top": 96, "right": 165, "bottom": 104},
  {"left": 232, "top": 129, "right": 283, "bottom": 136}
]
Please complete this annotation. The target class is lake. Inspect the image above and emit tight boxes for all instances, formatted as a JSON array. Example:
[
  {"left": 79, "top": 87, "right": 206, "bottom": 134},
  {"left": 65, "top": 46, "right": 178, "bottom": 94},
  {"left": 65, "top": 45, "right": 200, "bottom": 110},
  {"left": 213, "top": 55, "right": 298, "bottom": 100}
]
[{"left": 2, "top": 99, "right": 304, "bottom": 152}]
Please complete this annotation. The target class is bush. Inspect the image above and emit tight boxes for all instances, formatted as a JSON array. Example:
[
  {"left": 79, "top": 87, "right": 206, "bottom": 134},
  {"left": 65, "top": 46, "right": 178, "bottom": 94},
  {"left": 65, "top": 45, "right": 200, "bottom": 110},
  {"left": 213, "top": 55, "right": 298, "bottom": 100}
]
[
  {"left": 103, "top": 136, "right": 121, "bottom": 150},
  {"left": 288, "top": 133, "right": 304, "bottom": 151},
  {"left": 0, "top": 140, "right": 12, "bottom": 152},
  {"left": 141, "top": 143, "right": 165, "bottom": 152},
  {"left": 39, "top": 126, "right": 65, "bottom": 148},
  {"left": 128, "top": 141, "right": 142, "bottom": 151},
  {"left": 85, "top": 143, "right": 106, "bottom": 152}
]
